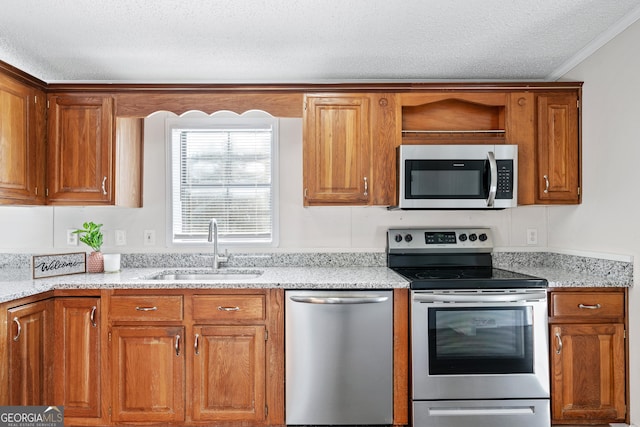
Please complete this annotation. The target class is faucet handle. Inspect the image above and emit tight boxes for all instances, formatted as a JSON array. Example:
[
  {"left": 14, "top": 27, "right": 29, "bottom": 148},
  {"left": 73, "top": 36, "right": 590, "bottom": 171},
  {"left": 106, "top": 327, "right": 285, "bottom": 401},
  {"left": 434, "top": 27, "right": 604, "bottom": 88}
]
[{"left": 217, "top": 249, "right": 229, "bottom": 264}]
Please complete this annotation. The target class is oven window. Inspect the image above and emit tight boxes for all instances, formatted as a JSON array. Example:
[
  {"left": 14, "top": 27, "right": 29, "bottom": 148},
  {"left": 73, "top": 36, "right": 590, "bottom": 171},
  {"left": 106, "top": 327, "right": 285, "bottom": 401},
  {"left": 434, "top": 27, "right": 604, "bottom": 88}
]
[
  {"left": 406, "top": 160, "right": 487, "bottom": 199},
  {"left": 428, "top": 306, "right": 533, "bottom": 375}
]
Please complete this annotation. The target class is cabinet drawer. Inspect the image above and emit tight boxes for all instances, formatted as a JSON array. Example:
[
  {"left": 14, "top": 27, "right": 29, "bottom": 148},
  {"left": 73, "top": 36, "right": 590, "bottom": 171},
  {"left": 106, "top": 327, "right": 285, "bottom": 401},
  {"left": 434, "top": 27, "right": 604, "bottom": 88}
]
[
  {"left": 192, "top": 294, "right": 266, "bottom": 322},
  {"left": 551, "top": 292, "right": 624, "bottom": 319},
  {"left": 110, "top": 295, "right": 183, "bottom": 321}
]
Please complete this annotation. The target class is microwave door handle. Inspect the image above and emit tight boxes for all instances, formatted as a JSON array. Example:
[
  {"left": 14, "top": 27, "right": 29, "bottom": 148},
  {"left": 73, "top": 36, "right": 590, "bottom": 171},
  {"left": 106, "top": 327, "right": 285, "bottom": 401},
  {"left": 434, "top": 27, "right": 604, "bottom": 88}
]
[{"left": 486, "top": 151, "right": 498, "bottom": 207}]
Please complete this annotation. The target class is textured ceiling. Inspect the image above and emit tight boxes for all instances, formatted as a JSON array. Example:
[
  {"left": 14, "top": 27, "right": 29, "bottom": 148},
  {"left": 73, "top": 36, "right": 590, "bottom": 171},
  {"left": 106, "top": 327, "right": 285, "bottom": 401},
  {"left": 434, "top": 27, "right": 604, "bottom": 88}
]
[{"left": 2, "top": 0, "right": 640, "bottom": 83}]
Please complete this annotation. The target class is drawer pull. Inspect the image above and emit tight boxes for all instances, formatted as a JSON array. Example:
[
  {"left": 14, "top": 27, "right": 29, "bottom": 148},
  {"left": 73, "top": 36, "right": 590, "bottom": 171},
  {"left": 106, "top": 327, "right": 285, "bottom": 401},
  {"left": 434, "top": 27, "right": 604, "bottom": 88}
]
[
  {"left": 90, "top": 305, "right": 97, "bottom": 327},
  {"left": 13, "top": 317, "right": 21, "bottom": 342},
  {"left": 578, "top": 303, "right": 601, "bottom": 310},
  {"left": 555, "top": 331, "right": 563, "bottom": 355},
  {"left": 135, "top": 306, "right": 158, "bottom": 312},
  {"left": 218, "top": 306, "right": 240, "bottom": 312}
]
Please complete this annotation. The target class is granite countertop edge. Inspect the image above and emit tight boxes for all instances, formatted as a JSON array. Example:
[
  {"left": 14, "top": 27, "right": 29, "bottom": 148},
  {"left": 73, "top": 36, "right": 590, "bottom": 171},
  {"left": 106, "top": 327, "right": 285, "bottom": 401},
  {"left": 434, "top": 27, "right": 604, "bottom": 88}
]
[{"left": 0, "top": 264, "right": 632, "bottom": 305}]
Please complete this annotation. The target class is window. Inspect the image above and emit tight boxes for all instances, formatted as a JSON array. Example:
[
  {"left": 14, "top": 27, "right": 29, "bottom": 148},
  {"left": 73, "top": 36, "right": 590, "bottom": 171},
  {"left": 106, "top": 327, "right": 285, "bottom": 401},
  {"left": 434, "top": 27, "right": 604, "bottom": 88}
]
[{"left": 167, "top": 113, "right": 278, "bottom": 246}]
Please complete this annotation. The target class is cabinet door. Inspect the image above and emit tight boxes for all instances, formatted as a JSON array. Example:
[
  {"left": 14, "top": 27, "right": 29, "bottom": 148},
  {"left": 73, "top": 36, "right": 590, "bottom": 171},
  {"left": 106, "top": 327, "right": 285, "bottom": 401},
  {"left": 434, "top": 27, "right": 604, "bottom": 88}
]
[
  {"left": 551, "top": 323, "right": 626, "bottom": 423},
  {"left": 537, "top": 92, "right": 580, "bottom": 203},
  {"left": 47, "top": 94, "right": 113, "bottom": 204},
  {"left": 0, "top": 74, "right": 45, "bottom": 204},
  {"left": 111, "top": 326, "right": 185, "bottom": 423},
  {"left": 303, "top": 94, "right": 371, "bottom": 205},
  {"left": 7, "top": 299, "right": 53, "bottom": 405},
  {"left": 192, "top": 325, "right": 266, "bottom": 422},
  {"left": 54, "top": 298, "right": 101, "bottom": 419}
]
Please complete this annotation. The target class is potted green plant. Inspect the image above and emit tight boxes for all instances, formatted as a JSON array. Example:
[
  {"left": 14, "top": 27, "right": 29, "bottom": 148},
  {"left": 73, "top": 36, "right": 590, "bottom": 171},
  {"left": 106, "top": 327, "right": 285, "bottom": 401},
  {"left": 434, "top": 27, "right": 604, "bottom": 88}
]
[{"left": 73, "top": 221, "right": 104, "bottom": 273}]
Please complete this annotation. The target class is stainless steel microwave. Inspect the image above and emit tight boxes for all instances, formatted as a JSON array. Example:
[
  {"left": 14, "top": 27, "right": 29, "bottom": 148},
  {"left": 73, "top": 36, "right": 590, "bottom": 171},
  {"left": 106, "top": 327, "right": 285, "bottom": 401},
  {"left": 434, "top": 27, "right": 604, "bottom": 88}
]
[{"left": 397, "top": 144, "right": 517, "bottom": 209}]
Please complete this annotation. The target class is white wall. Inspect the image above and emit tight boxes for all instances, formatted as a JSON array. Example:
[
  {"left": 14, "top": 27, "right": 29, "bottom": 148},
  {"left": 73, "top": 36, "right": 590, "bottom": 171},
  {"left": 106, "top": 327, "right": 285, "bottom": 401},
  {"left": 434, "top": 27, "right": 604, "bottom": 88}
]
[
  {"left": 559, "top": 19, "right": 640, "bottom": 424},
  {"left": 0, "top": 112, "right": 549, "bottom": 254}
]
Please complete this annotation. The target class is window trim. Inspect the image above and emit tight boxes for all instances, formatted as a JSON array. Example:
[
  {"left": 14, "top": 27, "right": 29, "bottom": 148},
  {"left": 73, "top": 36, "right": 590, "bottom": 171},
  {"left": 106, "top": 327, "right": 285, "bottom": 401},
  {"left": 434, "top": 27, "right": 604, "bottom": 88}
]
[{"left": 165, "top": 111, "right": 279, "bottom": 248}]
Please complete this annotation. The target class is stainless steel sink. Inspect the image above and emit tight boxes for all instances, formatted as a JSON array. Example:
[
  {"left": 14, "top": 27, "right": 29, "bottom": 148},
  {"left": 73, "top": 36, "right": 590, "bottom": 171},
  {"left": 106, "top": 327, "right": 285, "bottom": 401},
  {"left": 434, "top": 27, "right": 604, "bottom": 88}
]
[{"left": 148, "top": 271, "right": 262, "bottom": 281}]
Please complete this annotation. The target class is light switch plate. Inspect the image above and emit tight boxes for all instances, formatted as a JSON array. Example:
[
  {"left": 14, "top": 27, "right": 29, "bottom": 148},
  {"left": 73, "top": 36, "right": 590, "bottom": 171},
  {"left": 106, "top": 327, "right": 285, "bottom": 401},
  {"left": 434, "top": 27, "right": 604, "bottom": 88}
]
[
  {"left": 115, "top": 229, "right": 127, "bottom": 246},
  {"left": 144, "top": 230, "right": 156, "bottom": 246},
  {"left": 66, "top": 229, "right": 78, "bottom": 246}
]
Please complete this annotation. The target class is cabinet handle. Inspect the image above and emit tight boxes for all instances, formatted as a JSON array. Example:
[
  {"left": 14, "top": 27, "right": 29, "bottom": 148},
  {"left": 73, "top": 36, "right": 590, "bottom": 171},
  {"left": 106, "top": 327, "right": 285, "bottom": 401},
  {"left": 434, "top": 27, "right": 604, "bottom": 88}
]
[
  {"left": 101, "top": 176, "right": 107, "bottom": 195},
  {"left": 12, "top": 317, "right": 21, "bottom": 342},
  {"left": 555, "top": 330, "right": 563, "bottom": 355},
  {"left": 218, "top": 306, "right": 240, "bottom": 312},
  {"left": 90, "top": 306, "right": 97, "bottom": 327},
  {"left": 543, "top": 175, "right": 550, "bottom": 194},
  {"left": 578, "top": 303, "right": 601, "bottom": 310},
  {"left": 175, "top": 334, "right": 181, "bottom": 356},
  {"left": 304, "top": 188, "right": 308, "bottom": 199},
  {"left": 194, "top": 333, "right": 200, "bottom": 355},
  {"left": 135, "top": 306, "right": 158, "bottom": 312},
  {"left": 363, "top": 176, "right": 368, "bottom": 197}
]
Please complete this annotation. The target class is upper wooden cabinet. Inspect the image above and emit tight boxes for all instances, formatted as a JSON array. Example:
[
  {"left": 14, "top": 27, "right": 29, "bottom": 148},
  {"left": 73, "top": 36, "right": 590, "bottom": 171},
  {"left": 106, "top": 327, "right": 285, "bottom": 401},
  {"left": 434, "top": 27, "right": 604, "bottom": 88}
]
[
  {"left": 303, "top": 94, "right": 372, "bottom": 205},
  {"left": 46, "top": 93, "right": 143, "bottom": 206},
  {"left": 536, "top": 92, "right": 580, "bottom": 203},
  {"left": 303, "top": 93, "right": 396, "bottom": 206},
  {"left": 0, "top": 73, "right": 46, "bottom": 204}
]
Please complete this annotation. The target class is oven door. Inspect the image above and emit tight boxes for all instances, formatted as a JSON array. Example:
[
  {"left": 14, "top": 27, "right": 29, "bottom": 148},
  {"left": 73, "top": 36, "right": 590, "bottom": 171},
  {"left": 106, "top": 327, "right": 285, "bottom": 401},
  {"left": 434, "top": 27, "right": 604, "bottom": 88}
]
[{"left": 411, "top": 289, "right": 549, "bottom": 400}]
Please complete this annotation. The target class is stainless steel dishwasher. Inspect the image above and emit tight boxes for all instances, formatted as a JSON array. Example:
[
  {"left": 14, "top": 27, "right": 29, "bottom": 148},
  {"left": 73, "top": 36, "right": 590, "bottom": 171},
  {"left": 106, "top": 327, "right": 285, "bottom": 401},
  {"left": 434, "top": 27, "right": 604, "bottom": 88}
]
[{"left": 285, "top": 290, "right": 393, "bottom": 425}]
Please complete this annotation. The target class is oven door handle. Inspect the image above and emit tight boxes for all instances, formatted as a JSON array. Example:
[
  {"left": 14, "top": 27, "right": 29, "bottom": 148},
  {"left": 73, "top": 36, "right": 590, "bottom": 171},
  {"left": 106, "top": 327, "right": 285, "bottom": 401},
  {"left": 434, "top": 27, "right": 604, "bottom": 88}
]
[
  {"left": 486, "top": 151, "right": 498, "bottom": 207},
  {"left": 413, "top": 291, "right": 546, "bottom": 304},
  {"left": 289, "top": 295, "right": 389, "bottom": 304},
  {"left": 428, "top": 406, "right": 535, "bottom": 416}
]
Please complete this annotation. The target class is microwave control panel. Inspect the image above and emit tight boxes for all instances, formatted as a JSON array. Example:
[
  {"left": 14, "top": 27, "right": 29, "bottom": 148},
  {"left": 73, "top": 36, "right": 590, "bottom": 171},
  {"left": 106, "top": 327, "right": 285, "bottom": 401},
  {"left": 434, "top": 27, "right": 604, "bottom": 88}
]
[{"left": 496, "top": 160, "right": 514, "bottom": 199}]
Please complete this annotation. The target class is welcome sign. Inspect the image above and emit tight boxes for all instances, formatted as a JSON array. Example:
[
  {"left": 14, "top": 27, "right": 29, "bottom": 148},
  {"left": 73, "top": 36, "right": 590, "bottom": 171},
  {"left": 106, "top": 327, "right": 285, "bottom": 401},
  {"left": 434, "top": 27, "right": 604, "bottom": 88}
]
[{"left": 32, "top": 253, "right": 86, "bottom": 279}]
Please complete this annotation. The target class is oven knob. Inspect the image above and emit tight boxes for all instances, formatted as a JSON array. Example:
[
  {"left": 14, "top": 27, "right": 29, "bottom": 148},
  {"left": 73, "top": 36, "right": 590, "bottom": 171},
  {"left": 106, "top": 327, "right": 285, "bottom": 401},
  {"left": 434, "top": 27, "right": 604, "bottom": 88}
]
[
  {"left": 394, "top": 234, "right": 403, "bottom": 243},
  {"left": 404, "top": 234, "right": 413, "bottom": 242},
  {"left": 458, "top": 233, "right": 467, "bottom": 242},
  {"left": 469, "top": 233, "right": 477, "bottom": 242},
  {"left": 479, "top": 233, "right": 488, "bottom": 242}
]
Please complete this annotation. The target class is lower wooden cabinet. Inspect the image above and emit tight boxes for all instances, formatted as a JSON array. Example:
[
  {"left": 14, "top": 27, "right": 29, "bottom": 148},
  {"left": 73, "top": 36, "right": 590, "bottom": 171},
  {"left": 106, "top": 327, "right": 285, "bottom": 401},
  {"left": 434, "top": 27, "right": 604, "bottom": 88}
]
[
  {"left": 106, "top": 289, "right": 282, "bottom": 426},
  {"left": 53, "top": 297, "right": 102, "bottom": 420},
  {"left": 111, "top": 325, "right": 186, "bottom": 423},
  {"left": 6, "top": 298, "right": 53, "bottom": 406},
  {"left": 192, "top": 325, "right": 266, "bottom": 422},
  {"left": 549, "top": 288, "right": 627, "bottom": 424}
]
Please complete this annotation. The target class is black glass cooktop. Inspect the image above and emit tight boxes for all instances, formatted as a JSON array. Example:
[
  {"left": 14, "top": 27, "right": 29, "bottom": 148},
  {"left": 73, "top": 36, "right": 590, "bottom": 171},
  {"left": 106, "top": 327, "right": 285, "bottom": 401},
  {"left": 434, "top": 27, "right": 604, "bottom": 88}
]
[{"left": 392, "top": 267, "right": 548, "bottom": 290}]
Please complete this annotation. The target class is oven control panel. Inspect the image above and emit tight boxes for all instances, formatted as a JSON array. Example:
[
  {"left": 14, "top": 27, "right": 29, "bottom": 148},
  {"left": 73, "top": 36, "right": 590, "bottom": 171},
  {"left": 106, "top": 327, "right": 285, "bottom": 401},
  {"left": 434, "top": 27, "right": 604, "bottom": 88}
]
[{"left": 388, "top": 227, "right": 493, "bottom": 252}]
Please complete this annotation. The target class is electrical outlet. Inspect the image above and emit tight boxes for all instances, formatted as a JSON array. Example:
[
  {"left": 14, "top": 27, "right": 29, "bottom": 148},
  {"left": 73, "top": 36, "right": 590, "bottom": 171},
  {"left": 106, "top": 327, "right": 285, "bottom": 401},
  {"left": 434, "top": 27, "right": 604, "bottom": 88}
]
[
  {"left": 144, "top": 230, "right": 156, "bottom": 246},
  {"left": 526, "top": 228, "right": 538, "bottom": 245},
  {"left": 66, "top": 229, "right": 78, "bottom": 246},
  {"left": 115, "top": 229, "right": 127, "bottom": 246}
]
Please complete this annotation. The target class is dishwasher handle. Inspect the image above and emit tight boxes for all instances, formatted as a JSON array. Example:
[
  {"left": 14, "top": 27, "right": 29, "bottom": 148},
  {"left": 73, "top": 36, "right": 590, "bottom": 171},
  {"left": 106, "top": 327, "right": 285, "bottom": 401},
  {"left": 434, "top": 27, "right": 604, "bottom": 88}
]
[{"left": 289, "top": 295, "right": 389, "bottom": 305}]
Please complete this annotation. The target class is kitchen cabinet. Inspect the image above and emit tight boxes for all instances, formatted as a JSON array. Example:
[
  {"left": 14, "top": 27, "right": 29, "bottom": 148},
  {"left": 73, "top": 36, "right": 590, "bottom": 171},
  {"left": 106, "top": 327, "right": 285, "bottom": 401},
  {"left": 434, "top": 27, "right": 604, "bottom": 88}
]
[
  {"left": 0, "top": 73, "right": 46, "bottom": 204},
  {"left": 303, "top": 93, "right": 396, "bottom": 206},
  {"left": 303, "top": 94, "right": 372, "bottom": 205},
  {"left": 549, "top": 288, "right": 627, "bottom": 424},
  {"left": 53, "top": 297, "right": 103, "bottom": 421},
  {"left": 6, "top": 298, "right": 54, "bottom": 405},
  {"left": 47, "top": 93, "right": 143, "bottom": 206},
  {"left": 106, "top": 289, "right": 283, "bottom": 426},
  {"left": 536, "top": 92, "right": 580, "bottom": 203},
  {"left": 111, "top": 325, "right": 186, "bottom": 423}
]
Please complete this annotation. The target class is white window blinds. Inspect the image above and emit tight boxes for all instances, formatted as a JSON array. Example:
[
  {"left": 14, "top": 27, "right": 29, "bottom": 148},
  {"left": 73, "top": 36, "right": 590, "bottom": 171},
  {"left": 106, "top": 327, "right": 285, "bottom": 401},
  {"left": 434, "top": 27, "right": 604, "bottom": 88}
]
[{"left": 169, "top": 117, "right": 277, "bottom": 245}]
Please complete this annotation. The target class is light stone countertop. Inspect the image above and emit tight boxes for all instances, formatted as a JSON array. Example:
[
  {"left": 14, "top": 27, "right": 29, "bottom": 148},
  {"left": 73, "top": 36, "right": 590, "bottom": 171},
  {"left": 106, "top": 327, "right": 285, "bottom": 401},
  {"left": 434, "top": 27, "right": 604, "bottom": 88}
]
[
  {"left": 0, "top": 250, "right": 633, "bottom": 305},
  {"left": 0, "top": 266, "right": 410, "bottom": 304}
]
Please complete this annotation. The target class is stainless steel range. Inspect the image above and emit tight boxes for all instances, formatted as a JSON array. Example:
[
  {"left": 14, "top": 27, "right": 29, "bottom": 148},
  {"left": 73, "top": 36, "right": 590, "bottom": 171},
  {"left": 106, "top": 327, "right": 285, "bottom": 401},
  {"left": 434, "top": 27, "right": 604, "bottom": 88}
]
[{"left": 388, "top": 227, "right": 550, "bottom": 427}]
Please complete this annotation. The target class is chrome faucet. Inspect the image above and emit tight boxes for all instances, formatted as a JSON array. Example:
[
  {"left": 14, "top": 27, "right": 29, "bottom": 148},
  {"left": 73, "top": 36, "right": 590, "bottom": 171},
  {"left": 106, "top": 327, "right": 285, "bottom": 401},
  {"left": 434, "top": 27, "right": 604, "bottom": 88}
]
[{"left": 208, "top": 219, "right": 228, "bottom": 269}]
